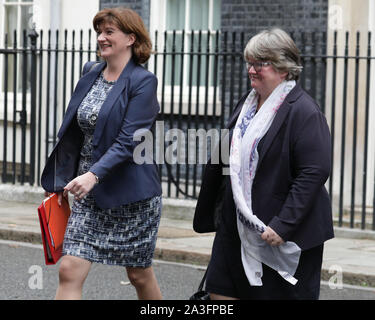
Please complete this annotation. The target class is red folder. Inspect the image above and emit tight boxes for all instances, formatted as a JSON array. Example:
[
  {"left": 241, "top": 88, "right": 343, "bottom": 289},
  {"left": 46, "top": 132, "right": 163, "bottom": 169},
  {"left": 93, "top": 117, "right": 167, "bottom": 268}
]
[{"left": 37, "top": 193, "right": 71, "bottom": 265}]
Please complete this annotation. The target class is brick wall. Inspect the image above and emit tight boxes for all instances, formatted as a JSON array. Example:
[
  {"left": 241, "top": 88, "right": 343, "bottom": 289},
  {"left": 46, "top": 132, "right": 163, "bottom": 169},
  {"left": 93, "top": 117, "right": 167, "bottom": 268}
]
[
  {"left": 98, "top": 0, "right": 328, "bottom": 116},
  {"left": 220, "top": 0, "right": 329, "bottom": 116},
  {"left": 221, "top": 0, "right": 328, "bottom": 35},
  {"left": 99, "top": 0, "right": 150, "bottom": 30}
]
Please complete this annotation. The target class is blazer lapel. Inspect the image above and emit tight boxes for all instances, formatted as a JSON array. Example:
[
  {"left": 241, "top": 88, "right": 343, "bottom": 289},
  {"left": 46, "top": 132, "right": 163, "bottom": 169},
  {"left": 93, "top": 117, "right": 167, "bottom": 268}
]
[
  {"left": 92, "top": 58, "right": 138, "bottom": 147},
  {"left": 57, "top": 62, "right": 106, "bottom": 138},
  {"left": 256, "top": 83, "right": 303, "bottom": 167}
]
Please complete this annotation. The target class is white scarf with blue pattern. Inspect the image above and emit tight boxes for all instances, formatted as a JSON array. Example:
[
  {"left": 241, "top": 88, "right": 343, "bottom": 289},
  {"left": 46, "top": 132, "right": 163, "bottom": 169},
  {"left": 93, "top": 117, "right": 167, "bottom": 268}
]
[{"left": 230, "top": 80, "right": 301, "bottom": 286}]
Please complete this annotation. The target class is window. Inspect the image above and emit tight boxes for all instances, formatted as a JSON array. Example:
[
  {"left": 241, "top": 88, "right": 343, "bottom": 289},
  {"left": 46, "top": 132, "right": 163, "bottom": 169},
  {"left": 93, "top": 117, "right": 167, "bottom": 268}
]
[
  {"left": 4, "top": 0, "right": 33, "bottom": 46},
  {"left": 2, "top": 0, "right": 33, "bottom": 92},
  {"left": 150, "top": 0, "right": 221, "bottom": 116},
  {"left": 165, "top": 0, "right": 221, "bottom": 86},
  {"left": 150, "top": 0, "right": 221, "bottom": 87}
]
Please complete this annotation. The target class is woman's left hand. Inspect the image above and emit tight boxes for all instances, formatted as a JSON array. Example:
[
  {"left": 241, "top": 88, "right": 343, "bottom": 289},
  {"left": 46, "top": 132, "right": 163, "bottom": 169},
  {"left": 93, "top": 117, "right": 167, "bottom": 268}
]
[
  {"left": 63, "top": 172, "right": 97, "bottom": 201},
  {"left": 261, "top": 226, "right": 285, "bottom": 246}
]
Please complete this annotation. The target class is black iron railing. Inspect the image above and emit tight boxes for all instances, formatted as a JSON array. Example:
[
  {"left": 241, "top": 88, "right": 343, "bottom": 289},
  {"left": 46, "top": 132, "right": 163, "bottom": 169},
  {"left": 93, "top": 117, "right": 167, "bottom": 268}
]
[{"left": 0, "top": 28, "right": 374, "bottom": 230}]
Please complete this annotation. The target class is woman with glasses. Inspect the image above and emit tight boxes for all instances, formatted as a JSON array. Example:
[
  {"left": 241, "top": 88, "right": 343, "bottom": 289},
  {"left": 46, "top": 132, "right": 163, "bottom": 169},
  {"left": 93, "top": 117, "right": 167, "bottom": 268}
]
[{"left": 194, "top": 28, "right": 333, "bottom": 300}]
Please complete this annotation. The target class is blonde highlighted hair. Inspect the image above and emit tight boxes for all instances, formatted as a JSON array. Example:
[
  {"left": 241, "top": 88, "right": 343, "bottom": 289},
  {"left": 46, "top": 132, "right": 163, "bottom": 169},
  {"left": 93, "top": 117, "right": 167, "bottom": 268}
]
[{"left": 244, "top": 28, "right": 303, "bottom": 80}]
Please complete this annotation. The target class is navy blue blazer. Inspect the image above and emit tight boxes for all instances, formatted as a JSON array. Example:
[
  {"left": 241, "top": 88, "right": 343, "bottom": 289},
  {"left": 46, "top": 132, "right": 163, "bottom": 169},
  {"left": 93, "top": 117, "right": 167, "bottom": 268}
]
[
  {"left": 41, "top": 58, "right": 162, "bottom": 209},
  {"left": 194, "top": 83, "right": 334, "bottom": 251}
]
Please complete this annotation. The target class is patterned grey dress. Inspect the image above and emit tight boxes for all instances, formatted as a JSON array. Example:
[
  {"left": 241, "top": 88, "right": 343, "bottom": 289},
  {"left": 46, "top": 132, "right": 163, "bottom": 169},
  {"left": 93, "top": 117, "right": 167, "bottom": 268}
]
[{"left": 62, "top": 72, "right": 162, "bottom": 267}]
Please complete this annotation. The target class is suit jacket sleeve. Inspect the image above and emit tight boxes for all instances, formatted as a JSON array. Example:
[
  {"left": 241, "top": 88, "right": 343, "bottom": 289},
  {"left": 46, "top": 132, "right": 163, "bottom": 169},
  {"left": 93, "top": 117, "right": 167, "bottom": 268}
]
[
  {"left": 268, "top": 110, "right": 331, "bottom": 241},
  {"left": 89, "top": 73, "right": 159, "bottom": 180}
]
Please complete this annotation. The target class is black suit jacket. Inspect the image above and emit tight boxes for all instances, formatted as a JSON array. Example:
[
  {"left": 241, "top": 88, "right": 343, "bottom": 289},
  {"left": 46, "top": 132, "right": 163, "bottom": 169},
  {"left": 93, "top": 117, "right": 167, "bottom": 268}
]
[{"left": 194, "top": 83, "right": 334, "bottom": 251}]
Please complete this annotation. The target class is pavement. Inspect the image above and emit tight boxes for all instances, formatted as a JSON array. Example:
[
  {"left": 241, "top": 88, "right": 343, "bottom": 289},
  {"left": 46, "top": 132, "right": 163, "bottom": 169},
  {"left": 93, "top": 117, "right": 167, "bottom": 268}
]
[{"left": 1, "top": 184, "right": 375, "bottom": 288}]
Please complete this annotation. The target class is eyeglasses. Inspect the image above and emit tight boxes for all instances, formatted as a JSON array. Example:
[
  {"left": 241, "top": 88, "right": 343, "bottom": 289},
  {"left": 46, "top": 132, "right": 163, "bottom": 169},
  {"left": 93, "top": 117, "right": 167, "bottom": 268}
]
[{"left": 245, "top": 61, "right": 272, "bottom": 72}]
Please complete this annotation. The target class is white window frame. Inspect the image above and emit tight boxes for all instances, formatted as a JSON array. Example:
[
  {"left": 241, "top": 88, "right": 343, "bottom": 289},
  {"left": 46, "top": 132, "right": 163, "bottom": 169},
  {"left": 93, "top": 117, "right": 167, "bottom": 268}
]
[
  {"left": 0, "top": 0, "right": 34, "bottom": 122},
  {"left": 149, "top": 0, "right": 222, "bottom": 116},
  {"left": 2, "top": 0, "right": 34, "bottom": 46}
]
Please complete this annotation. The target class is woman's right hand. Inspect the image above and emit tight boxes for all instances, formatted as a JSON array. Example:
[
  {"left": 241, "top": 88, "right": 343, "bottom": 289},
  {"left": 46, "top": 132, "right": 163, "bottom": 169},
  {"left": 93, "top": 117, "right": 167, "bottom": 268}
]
[{"left": 44, "top": 191, "right": 65, "bottom": 207}]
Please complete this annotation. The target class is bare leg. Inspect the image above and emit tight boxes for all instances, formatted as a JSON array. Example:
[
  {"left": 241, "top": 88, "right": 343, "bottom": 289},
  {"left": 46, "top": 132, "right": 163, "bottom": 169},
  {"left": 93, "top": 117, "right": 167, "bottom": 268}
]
[
  {"left": 55, "top": 255, "right": 92, "bottom": 300},
  {"left": 209, "top": 293, "right": 239, "bottom": 300},
  {"left": 126, "top": 266, "right": 162, "bottom": 300}
]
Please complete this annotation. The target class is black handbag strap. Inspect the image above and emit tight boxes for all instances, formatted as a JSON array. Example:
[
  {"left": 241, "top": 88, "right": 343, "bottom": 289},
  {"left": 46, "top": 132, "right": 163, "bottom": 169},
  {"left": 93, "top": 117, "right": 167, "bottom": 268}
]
[{"left": 198, "top": 266, "right": 208, "bottom": 291}]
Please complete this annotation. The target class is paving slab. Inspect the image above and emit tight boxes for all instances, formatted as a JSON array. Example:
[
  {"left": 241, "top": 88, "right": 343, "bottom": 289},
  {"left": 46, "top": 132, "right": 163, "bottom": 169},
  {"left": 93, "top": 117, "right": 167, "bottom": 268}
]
[{"left": 0, "top": 193, "right": 375, "bottom": 287}]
